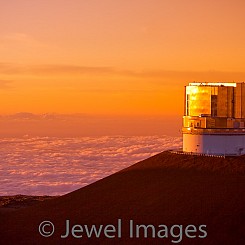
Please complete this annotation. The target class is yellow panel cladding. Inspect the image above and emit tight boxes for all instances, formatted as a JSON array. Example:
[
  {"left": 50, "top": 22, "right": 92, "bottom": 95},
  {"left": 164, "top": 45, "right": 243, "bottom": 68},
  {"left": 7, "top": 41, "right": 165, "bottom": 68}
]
[
  {"left": 186, "top": 86, "right": 211, "bottom": 116},
  {"left": 234, "top": 83, "right": 242, "bottom": 118},
  {"left": 217, "top": 86, "right": 234, "bottom": 117},
  {"left": 242, "top": 83, "right": 245, "bottom": 118}
]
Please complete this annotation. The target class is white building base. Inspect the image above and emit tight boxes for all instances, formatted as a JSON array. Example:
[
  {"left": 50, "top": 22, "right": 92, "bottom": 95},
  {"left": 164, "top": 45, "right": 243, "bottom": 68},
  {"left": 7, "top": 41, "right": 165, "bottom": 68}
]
[{"left": 183, "top": 134, "right": 245, "bottom": 156}]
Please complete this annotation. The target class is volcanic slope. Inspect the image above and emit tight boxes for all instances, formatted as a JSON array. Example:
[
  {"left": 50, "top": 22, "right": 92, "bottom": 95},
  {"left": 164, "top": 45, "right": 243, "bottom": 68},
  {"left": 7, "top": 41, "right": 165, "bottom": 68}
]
[{"left": 0, "top": 151, "right": 244, "bottom": 245}]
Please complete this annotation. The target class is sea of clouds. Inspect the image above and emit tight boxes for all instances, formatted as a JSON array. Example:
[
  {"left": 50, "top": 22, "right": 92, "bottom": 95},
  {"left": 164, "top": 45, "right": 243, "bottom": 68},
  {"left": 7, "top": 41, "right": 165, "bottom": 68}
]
[{"left": 0, "top": 136, "right": 182, "bottom": 196}]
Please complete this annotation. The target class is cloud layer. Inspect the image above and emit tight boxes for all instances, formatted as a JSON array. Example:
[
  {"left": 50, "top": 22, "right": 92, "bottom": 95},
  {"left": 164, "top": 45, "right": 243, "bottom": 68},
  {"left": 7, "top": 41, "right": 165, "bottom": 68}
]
[{"left": 0, "top": 136, "right": 182, "bottom": 196}]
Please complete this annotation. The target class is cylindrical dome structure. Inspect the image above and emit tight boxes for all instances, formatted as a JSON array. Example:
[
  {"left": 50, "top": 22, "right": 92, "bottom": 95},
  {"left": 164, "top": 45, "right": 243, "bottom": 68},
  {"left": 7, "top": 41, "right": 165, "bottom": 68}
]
[{"left": 182, "top": 82, "right": 245, "bottom": 156}]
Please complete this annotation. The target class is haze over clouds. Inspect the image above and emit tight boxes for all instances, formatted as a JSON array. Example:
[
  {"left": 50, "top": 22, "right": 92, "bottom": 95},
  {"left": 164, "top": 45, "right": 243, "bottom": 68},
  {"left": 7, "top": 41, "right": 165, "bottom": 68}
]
[
  {"left": 0, "top": 136, "right": 182, "bottom": 195},
  {"left": 0, "top": 113, "right": 182, "bottom": 137}
]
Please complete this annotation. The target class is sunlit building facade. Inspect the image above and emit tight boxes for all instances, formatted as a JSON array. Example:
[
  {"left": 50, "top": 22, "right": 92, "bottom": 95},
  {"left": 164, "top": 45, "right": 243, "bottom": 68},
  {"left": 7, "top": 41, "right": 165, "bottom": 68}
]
[{"left": 182, "top": 82, "right": 245, "bottom": 155}]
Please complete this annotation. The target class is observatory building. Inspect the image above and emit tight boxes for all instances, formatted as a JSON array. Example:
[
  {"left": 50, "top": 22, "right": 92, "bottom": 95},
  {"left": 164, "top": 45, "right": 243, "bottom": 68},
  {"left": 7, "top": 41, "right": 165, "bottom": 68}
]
[{"left": 182, "top": 82, "right": 245, "bottom": 156}]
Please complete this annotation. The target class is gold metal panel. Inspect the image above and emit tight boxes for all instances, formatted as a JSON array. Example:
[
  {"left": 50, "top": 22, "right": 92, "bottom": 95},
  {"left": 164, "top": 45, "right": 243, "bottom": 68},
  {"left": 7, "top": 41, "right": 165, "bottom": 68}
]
[{"left": 186, "top": 86, "right": 211, "bottom": 116}]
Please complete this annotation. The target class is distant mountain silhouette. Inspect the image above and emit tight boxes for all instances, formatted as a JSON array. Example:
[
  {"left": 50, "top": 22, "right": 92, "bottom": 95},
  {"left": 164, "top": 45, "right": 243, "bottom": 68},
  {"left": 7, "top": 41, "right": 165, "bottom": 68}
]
[{"left": 0, "top": 151, "right": 244, "bottom": 244}]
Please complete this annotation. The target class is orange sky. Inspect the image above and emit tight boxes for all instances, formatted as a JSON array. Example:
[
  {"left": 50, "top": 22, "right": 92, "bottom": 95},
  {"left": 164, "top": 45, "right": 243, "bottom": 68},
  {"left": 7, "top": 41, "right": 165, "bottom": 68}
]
[{"left": 1, "top": 0, "right": 245, "bottom": 116}]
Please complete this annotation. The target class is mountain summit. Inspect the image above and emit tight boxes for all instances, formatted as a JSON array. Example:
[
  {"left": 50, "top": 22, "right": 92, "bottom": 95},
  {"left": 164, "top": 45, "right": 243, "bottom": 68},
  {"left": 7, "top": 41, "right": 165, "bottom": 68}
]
[{"left": 0, "top": 151, "right": 244, "bottom": 244}]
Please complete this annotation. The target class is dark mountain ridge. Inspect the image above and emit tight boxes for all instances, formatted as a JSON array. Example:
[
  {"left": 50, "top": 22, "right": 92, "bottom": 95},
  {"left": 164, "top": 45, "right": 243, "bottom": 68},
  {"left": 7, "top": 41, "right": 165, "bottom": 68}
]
[{"left": 0, "top": 151, "right": 244, "bottom": 244}]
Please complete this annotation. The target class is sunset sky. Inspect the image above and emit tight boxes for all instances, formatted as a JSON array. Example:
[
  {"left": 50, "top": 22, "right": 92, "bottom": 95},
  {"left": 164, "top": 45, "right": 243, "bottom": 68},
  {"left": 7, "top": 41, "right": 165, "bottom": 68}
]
[{"left": 1, "top": 0, "right": 245, "bottom": 135}]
